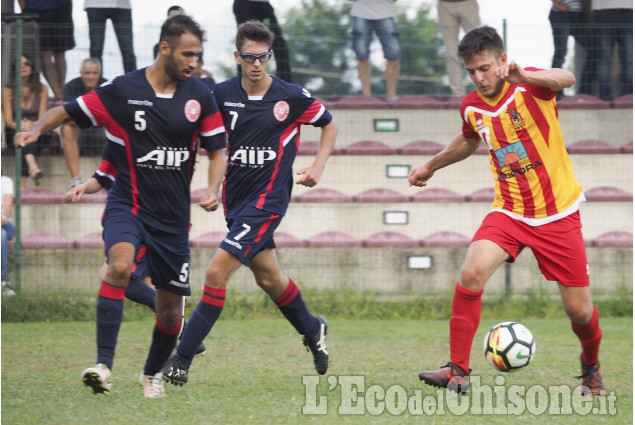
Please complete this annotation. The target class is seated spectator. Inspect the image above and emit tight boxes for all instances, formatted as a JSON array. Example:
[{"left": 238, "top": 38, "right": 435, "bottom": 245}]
[
  {"left": 62, "top": 58, "right": 107, "bottom": 189},
  {"left": 1, "top": 171, "right": 15, "bottom": 295},
  {"left": 2, "top": 54, "right": 48, "bottom": 188}
]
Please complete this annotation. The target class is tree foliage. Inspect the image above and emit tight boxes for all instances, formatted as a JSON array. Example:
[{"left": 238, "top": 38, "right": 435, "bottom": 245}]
[{"left": 282, "top": 0, "right": 448, "bottom": 96}]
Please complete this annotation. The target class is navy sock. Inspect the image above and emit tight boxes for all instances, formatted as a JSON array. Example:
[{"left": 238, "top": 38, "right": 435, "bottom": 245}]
[
  {"left": 143, "top": 316, "right": 182, "bottom": 376},
  {"left": 274, "top": 279, "right": 318, "bottom": 338},
  {"left": 125, "top": 278, "right": 156, "bottom": 310},
  {"left": 176, "top": 286, "right": 225, "bottom": 369},
  {"left": 96, "top": 281, "right": 126, "bottom": 369}
]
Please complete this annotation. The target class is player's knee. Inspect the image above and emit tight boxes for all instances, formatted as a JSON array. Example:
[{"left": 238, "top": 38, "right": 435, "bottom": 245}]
[
  {"left": 459, "top": 263, "right": 487, "bottom": 289},
  {"left": 157, "top": 309, "right": 182, "bottom": 330},
  {"left": 565, "top": 303, "right": 593, "bottom": 325},
  {"left": 105, "top": 260, "right": 132, "bottom": 283},
  {"left": 204, "top": 266, "right": 228, "bottom": 288}
]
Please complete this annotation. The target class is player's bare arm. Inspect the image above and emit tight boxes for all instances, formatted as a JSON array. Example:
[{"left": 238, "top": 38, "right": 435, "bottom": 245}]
[
  {"left": 408, "top": 133, "right": 480, "bottom": 187},
  {"left": 296, "top": 118, "right": 339, "bottom": 187},
  {"left": 65, "top": 177, "right": 103, "bottom": 203},
  {"left": 14, "top": 106, "right": 74, "bottom": 148},
  {"left": 496, "top": 61, "right": 575, "bottom": 91},
  {"left": 199, "top": 148, "right": 227, "bottom": 212}
]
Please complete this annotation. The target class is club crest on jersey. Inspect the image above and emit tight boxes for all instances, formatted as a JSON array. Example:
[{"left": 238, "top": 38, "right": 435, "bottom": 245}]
[
  {"left": 273, "top": 100, "right": 290, "bottom": 121},
  {"left": 184, "top": 99, "right": 201, "bottom": 122},
  {"left": 507, "top": 107, "right": 525, "bottom": 131}
]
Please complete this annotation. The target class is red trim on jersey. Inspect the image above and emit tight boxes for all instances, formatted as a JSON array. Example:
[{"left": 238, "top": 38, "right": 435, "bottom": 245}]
[
  {"left": 201, "top": 110, "right": 225, "bottom": 133},
  {"left": 255, "top": 125, "right": 299, "bottom": 209},
  {"left": 489, "top": 112, "right": 517, "bottom": 212},
  {"left": 135, "top": 245, "right": 146, "bottom": 262},
  {"left": 296, "top": 100, "right": 323, "bottom": 124},
  {"left": 98, "top": 281, "right": 126, "bottom": 300},
  {"left": 83, "top": 91, "right": 140, "bottom": 214},
  {"left": 97, "top": 158, "right": 117, "bottom": 178}
]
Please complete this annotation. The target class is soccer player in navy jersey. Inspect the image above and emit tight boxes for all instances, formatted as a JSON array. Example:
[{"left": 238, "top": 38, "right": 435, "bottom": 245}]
[
  {"left": 15, "top": 14, "right": 226, "bottom": 398},
  {"left": 162, "top": 20, "right": 339, "bottom": 387}
]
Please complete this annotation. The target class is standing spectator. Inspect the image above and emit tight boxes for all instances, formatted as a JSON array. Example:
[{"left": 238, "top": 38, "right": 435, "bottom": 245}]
[
  {"left": 412, "top": 26, "right": 604, "bottom": 397},
  {"left": 15, "top": 14, "right": 226, "bottom": 399},
  {"left": 233, "top": 0, "right": 292, "bottom": 82},
  {"left": 437, "top": 0, "right": 480, "bottom": 97},
  {"left": 1, "top": 171, "right": 16, "bottom": 296},
  {"left": 591, "top": 0, "right": 633, "bottom": 100},
  {"left": 350, "top": 0, "right": 401, "bottom": 102},
  {"left": 61, "top": 58, "right": 108, "bottom": 190},
  {"left": 153, "top": 5, "right": 185, "bottom": 59},
  {"left": 2, "top": 54, "right": 47, "bottom": 188},
  {"left": 549, "top": 0, "right": 595, "bottom": 96},
  {"left": 162, "top": 20, "right": 338, "bottom": 387},
  {"left": 84, "top": 0, "right": 137, "bottom": 75},
  {"left": 19, "top": 0, "right": 75, "bottom": 100}
]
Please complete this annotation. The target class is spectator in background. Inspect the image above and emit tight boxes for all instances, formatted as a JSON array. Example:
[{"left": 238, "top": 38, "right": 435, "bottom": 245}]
[
  {"left": 19, "top": 0, "right": 75, "bottom": 100},
  {"left": 61, "top": 58, "right": 107, "bottom": 190},
  {"left": 233, "top": 0, "right": 292, "bottom": 82},
  {"left": 350, "top": 0, "right": 401, "bottom": 102},
  {"left": 549, "top": 0, "right": 594, "bottom": 97},
  {"left": 591, "top": 0, "right": 633, "bottom": 100},
  {"left": 84, "top": 0, "right": 137, "bottom": 75},
  {"left": 2, "top": 54, "right": 47, "bottom": 188},
  {"left": 194, "top": 56, "right": 216, "bottom": 91},
  {"left": 437, "top": 0, "right": 480, "bottom": 97},
  {"left": 1, "top": 171, "right": 16, "bottom": 296},
  {"left": 153, "top": 5, "right": 185, "bottom": 59}
]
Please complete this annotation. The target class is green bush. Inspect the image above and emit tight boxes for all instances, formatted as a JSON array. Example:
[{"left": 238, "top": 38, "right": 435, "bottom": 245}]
[{"left": 1, "top": 286, "right": 631, "bottom": 322}]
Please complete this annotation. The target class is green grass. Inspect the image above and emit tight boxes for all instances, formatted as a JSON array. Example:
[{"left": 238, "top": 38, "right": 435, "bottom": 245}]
[{"left": 1, "top": 318, "right": 632, "bottom": 424}]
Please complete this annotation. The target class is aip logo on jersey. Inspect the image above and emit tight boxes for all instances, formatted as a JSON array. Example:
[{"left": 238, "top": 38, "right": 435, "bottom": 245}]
[
  {"left": 184, "top": 99, "right": 201, "bottom": 122},
  {"left": 273, "top": 100, "right": 290, "bottom": 121}
]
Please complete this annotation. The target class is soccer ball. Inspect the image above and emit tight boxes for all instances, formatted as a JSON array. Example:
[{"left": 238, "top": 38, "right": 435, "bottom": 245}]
[{"left": 483, "top": 322, "right": 536, "bottom": 372}]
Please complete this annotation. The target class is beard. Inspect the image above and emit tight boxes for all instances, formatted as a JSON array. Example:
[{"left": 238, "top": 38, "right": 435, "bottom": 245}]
[
  {"left": 164, "top": 53, "right": 186, "bottom": 82},
  {"left": 481, "top": 78, "right": 506, "bottom": 99}
]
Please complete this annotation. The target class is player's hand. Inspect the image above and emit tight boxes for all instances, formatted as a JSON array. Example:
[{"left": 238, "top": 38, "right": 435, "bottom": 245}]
[
  {"left": 199, "top": 189, "right": 220, "bottom": 212},
  {"left": 14, "top": 130, "right": 39, "bottom": 148},
  {"left": 65, "top": 183, "right": 87, "bottom": 203},
  {"left": 295, "top": 165, "right": 323, "bottom": 187},
  {"left": 408, "top": 164, "right": 434, "bottom": 187},
  {"left": 496, "top": 60, "right": 527, "bottom": 85}
]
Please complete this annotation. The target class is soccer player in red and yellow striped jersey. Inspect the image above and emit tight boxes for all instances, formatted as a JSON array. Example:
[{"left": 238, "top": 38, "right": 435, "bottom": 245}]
[{"left": 410, "top": 26, "right": 603, "bottom": 397}]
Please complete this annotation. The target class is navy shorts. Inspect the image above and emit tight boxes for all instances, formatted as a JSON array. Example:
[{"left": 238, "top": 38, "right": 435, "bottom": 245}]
[
  {"left": 221, "top": 206, "right": 282, "bottom": 266},
  {"left": 102, "top": 207, "right": 191, "bottom": 295}
]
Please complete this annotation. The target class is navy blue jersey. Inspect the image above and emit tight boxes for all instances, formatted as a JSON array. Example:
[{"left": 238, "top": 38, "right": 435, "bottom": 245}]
[
  {"left": 65, "top": 69, "right": 226, "bottom": 233},
  {"left": 213, "top": 76, "right": 332, "bottom": 218}
]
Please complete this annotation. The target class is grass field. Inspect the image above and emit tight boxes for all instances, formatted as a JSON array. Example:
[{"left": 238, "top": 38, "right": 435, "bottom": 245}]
[{"left": 1, "top": 317, "right": 632, "bottom": 424}]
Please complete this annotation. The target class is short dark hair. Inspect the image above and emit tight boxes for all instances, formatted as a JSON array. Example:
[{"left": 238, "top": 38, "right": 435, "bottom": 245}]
[
  {"left": 167, "top": 5, "right": 184, "bottom": 15},
  {"left": 235, "top": 20, "right": 274, "bottom": 51},
  {"left": 159, "top": 14, "right": 204, "bottom": 49},
  {"left": 458, "top": 26, "right": 504, "bottom": 62}
]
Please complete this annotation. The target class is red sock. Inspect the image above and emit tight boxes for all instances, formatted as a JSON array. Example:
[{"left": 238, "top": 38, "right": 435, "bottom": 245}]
[
  {"left": 449, "top": 282, "right": 483, "bottom": 372},
  {"left": 571, "top": 305, "right": 602, "bottom": 365}
]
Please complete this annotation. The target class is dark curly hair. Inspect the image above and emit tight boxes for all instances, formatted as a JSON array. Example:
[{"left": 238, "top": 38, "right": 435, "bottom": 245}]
[
  {"left": 5, "top": 53, "right": 43, "bottom": 96},
  {"left": 458, "top": 26, "right": 504, "bottom": 62}
]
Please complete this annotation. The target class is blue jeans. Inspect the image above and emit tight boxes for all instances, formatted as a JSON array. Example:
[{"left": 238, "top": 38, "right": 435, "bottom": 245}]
[
  {"left": 351, "top": 16, "right": 401, "bottom": 60},
  {"left": 2, "top": 220, "right": 15, "bottom": 281},
  {"left": 86, "top": 7, "right": 137, "bottom": 74},
  {"left": 592, "top": 9, "right": 633, "bottom": 100}
]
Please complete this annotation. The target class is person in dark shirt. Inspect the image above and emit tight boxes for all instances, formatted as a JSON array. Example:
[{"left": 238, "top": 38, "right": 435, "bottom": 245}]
[
  {"left": 162, "top": 20, "right": 339, "bottom": 388},
  {"left": 15, "top": 14, "right": 226, "bottom": 399},
  {"left": 62, "top": 58, "right": 108, "bottom": 189}
]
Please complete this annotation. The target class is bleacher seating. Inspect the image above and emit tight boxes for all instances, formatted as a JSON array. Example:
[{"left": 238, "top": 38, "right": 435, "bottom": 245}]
[
  {"left": 612, "top": 94, "right": 633, "bottom": 108},
  {"left": 420, "top": 231, "right": 471, "bottom": 247},
  {"left": 353, "top": 188, "right": 409, "bottom": 203},
  {"left": 567, "top": 139, "right": 621, "bottom": 154},
  {"left": 557, "top": 94, "right": 611, "bottom": 109},
  {"left": 398, "top": 140, "right": 444, "bottom": 155},
  {"left": 306, "top": 231, "right": 361, "bottom": 247},
  {"left": 361, "top": 231, "right": 419, "bottom": 248},
  {"left": 21, "top": 188, "right": 64, "bottom": 204},
  {"left": 584, "top": 186, "right": 633, "bottom": 202},
  {"left": 391, "top": 95, "right": 445, "bottom": 110},
  {"left": 20, "top": 232, "right": 73, "bottom": 249},
  {"left": 591, "top": 231, "right": 633, "bottom": 247},
  {"left": 294, "top": 188, "right": 352, "bottom": 203},
  {"left": 466, "top": 187, "right": 495, "bottom": 202},
  {"left": 190, "top": 231, "right": 226, "bottom": 248},
  {"left": 74, "top": 232, "right": 104, "bottom": 249},
  {"left": 410, "top": 188, "right": 466, "bottom": 202},
  {"left": 341, "top": 140, "right": 398, "bottom": 155},
  {"left": 332, "top": 95, "right": 388, "bottom": 110}
]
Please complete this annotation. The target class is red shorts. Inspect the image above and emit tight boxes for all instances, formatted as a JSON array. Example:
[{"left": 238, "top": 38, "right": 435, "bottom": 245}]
[{"left": 472, "top": 211, "right": 590, "bottom": 287}]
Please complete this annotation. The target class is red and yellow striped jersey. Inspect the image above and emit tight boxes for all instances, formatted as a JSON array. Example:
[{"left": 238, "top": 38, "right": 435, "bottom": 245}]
[{"left": 460, "top": 69, "right": 583, "bottom": 224}]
